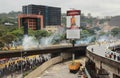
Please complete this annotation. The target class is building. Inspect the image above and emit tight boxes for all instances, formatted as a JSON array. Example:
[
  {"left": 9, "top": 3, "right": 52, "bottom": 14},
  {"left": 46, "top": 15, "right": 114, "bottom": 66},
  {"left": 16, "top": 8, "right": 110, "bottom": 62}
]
[
  {"left": 45, "top": 26, "right": 58, "bottom": 33},
  {"left": 22, "top": 4, "right": 61, "bottom": 27},
  {"left": 18, "top": 14, "right": 43, "bottom": 34}
]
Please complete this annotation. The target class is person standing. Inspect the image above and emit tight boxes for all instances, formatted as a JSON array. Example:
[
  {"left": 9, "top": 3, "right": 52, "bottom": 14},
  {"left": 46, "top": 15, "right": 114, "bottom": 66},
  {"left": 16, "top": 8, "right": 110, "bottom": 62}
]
[
  {"left": 91, "top": 48, "right": 94, "bottom": 52},
  {"left": 113, "top": 53, "right": 116, "bottom": 60}
]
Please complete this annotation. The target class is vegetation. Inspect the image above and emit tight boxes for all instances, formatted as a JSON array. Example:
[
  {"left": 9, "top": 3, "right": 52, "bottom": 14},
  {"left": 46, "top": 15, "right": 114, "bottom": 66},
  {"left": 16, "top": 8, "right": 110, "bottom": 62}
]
[
  {"left": 61, "top": 13, "right": 66, "bottom": 26},
  {"left": 111, "top": 28, "right": 120, "bottom": 37},
  {"left": 0, "top": 11, "right": 119, "bottom": 49},
  {"left": 0, "top": 11, "right": 21, "bottom": 26},
  {"left": 0, "top": 25, "right": 51, "bottom": 49},
  {"left": 1, "top": 33, "right": 17, "bottom": 44}
]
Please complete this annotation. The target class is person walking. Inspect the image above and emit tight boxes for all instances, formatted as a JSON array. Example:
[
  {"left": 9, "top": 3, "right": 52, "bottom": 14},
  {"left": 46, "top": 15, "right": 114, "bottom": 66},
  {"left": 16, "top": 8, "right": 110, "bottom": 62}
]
[{"left": 91, "top": 48, "right": 94, "bottom": 52}]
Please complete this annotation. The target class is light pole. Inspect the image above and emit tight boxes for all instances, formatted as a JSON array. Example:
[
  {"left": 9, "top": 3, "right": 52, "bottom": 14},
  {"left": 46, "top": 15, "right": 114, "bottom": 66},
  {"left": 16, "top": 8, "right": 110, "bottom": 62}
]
[
  {"left": 21, "top": 50, "right": 23, "bottom": 78},
  {"left": 72, "top": 40, "right": 75, "bottom": 62}
]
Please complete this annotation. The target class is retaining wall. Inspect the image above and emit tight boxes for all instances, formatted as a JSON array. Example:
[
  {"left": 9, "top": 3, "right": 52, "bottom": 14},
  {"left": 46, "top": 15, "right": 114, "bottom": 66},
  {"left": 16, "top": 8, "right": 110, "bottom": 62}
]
[{"left": 25, "top": 53, "right": 72, "bottom": 78}]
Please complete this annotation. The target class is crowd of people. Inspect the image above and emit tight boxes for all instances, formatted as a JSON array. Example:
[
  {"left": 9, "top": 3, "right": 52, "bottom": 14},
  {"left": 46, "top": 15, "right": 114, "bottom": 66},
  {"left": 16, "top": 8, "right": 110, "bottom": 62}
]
[
  {"left": 96, "top": 41, "right": 120, "bottom": 61},
  {"left": 0, "top": 54, "right": 51, "bottom": 78},
  {"left": 105, "top": 51, "right": 120, "bottom": 61}
]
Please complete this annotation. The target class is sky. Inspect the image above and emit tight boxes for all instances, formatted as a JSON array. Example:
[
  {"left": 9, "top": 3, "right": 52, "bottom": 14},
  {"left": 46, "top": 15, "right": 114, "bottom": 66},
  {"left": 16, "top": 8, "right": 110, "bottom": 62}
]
[{"left": 0, "top": 0, "right": 120, "bottom": 17}]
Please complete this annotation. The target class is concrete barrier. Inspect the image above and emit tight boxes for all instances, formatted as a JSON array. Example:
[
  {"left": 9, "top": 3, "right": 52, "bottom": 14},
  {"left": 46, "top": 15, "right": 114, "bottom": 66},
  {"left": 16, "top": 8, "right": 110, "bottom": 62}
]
[
  {"left": 25, "top": 56, "right": 63, "bottom": 78},
  {"left": 25, "top": 52, "right": 72, "bottom": 78}
]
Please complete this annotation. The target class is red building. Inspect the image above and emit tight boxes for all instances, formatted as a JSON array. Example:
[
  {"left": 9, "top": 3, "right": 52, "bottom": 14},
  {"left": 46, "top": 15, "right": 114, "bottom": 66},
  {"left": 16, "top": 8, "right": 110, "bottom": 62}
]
[{"left": 18, "top": 14, "right": 43, "bottom": 30}]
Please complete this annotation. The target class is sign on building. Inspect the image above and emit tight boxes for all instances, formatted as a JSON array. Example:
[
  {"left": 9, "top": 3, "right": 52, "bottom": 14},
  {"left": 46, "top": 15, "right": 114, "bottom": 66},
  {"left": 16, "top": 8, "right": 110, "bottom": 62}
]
[{"left": 66, "top": 10, "right": 81, "bottom": 39}]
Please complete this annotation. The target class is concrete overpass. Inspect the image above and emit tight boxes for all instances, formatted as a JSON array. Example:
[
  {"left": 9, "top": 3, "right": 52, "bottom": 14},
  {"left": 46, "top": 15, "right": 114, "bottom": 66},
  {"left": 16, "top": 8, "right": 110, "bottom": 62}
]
[
  {"left": 0, "top": 42, "right": 120, "bottom": 78},
  {"left": 0, "top": 45, "right": 86, "bottom": 59},
  {"left": 86, "top": 41, "right": 120, "bottom": 78}
]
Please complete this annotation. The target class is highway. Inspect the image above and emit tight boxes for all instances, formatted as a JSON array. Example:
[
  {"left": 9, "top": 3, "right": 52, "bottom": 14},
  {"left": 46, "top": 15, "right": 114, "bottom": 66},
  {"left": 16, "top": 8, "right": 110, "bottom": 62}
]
[
  {"left": 87, "top": 40, "right": 120, "bottom": 63},
  {"left": 0, "top": 44, "right": 87, "bottom": 59},
  {"left": 86, "top": 40, "right": 120, "bottom": 78}
]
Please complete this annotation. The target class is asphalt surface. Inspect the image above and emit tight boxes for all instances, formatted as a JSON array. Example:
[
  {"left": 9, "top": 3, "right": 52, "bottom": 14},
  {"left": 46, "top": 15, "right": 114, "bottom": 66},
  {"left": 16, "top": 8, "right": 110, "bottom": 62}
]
[
  {"left": 38, "top": 57, "right": 87, "bottom": 78},
  {"left": 87, "top": 41, "right": 120, "bottom": 62}
]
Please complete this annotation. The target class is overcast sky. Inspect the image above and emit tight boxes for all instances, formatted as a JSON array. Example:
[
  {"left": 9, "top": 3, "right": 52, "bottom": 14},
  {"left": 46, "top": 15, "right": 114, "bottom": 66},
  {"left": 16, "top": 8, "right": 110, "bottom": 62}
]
[{"left": 0, "top": 0, "right": 120, "bottom": 17}]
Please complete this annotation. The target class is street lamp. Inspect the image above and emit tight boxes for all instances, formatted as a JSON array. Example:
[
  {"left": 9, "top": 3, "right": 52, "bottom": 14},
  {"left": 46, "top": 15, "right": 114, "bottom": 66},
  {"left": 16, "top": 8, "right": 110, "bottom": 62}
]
[{"left": 21, "top": 50, "right": 23, "bottom": 78}]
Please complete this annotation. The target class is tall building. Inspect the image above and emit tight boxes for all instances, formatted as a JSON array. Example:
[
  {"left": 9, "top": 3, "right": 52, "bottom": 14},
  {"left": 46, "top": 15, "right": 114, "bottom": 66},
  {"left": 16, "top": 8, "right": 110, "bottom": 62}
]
[{"left": 22, "top": 4, "right": 61, "bottom": 27}]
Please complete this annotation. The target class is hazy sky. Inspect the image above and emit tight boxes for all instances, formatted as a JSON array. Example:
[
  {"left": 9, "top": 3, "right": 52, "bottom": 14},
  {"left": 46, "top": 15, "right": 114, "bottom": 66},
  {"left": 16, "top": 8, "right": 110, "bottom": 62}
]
[{"left": 0, "top": 0, "right": 120, "bottom": 17}]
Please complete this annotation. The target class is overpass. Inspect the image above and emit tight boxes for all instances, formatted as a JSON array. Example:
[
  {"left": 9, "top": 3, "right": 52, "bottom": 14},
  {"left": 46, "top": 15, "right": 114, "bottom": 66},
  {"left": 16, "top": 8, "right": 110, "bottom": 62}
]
[
  {"left": 0, "top": 45, "right": 86, "bottom": 59},
  {"left": 0, "top": 42, "right": 120, "bottom": 78},
  {"left": 86, "top": 41, "right": 120, "bottom": 78}
]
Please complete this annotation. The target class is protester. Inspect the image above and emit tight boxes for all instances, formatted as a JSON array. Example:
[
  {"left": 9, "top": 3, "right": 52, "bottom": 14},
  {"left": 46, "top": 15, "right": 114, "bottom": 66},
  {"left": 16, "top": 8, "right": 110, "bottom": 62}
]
[{"left": 0, "top": 54, "right": 51, "bottom": 77}]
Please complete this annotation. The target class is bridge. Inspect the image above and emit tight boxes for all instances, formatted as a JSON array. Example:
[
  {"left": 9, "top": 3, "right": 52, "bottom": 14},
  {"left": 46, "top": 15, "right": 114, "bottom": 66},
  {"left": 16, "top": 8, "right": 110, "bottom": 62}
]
[
  {"left": 0, "top": 45, "right": 86, "bottom": 59},
  {"left": 86, "top": 41, "right": 120, "bottom": 78},
  {"left": 0, "top": 42, "right": 120, "bottom": 78}
]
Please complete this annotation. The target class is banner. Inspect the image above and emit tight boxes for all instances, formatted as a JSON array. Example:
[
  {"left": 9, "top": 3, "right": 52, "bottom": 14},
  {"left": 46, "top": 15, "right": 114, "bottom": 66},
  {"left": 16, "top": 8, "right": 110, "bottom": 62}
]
[{"left": 66, "top": 10, "right": 81, "bottom": 39}]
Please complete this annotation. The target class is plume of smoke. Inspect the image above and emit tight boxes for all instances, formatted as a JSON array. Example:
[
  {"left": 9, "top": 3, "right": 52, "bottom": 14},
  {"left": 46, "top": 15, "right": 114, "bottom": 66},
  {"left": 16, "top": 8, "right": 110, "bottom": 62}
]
[
  {"left": 22, "top": 35, "right": 38, "bottom": 50},
  {"left": 76, "top": 36, "right": 95, "bottom": 45},
  {"left": 22, "top": 26, "right": 65, "bottom": 49},
  {"left": 39, "top": 26, "right": 65, "bottom": 46},
  {"left": 96, "top": 34, "right": 119, "bottom": 43}
]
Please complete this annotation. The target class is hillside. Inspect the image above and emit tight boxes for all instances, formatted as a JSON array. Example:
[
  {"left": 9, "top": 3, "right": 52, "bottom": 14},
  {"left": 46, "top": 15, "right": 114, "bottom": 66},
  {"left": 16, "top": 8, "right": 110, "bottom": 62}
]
[
  {"left": 0, "top": 11, "right": 22, "bottom": 26},
  {"left": 109, "top": 16, "right": 120, "bottom": 27}
]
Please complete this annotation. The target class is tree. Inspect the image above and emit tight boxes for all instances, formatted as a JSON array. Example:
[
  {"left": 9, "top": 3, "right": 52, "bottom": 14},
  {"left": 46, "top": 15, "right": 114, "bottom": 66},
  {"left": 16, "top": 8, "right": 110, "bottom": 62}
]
[
  {"left": 1, "top": 33, "right": 17, "bottom": 44},
  {"left": 111, "top": 28, "right": 120, "bottom": 36},
  {"left": 10, "top": 28, "right": 24, "bottom": 38},
  {"left": 38, "top": 30, "right": 50, "bottom": 37},
  {"left": 60, "top": 33, "right": 66, "bottom": 41},
  {"left": 0, "top": 40, "right": 4, "bottom": 48},
  {"left": 0, "top": 29, "right": 6, "bottom": 37},
  {"left": 99, "top": 31, "right": 106, "bottom": 36},
  {"left": 80, "top": 30, "right": 91, "bottom": 38},
  {"left": 28, "top": 28, "right": 35, "bottom": 36}
]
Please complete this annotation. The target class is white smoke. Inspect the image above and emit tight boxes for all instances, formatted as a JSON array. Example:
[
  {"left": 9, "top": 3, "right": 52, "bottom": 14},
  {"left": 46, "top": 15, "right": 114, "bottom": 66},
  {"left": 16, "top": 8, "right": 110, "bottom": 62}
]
[
  {"left": 22, "top": 35, "right": 38, "bottom": 50},
  {"left": 22, "top": 26, "right": 65, "bottom": 49}
]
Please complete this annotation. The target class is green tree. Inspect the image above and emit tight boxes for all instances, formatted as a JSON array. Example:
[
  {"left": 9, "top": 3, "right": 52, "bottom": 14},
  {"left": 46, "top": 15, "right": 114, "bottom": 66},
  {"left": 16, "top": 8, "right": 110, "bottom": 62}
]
[
  {"left": 38, "top": 30, "right": 50, "bottom": 37},
  {"left": 60, "top": 34, "right": 66, "bottom": 41},
  {"left": 0, "top": 29, "right": 6, "bottom": 37},
  {"left": 111, "top": 28, "right": 120, "bottom": 36},
  {"left": 61, "top": 13, "right": 66, "bottom": 26},
  {"left": 99, "top": 31, "right": 106, "bottom": 36},
  {"left": 10, "top": 28, "right": 24, "bottom": 37},
  {"left": 80, "top": 30, "right": 91, "bottom": 38},
  {"left": 28, "top": 28, "right": 35, "bottom": 36},
  {"left": 1, "top": 33, "right": 17, "bottom": 44},
  {"left": 0, "top": 40, "right": 4, "bottom": 48},
  {"left": 87, "top": 29, "right": 95, "bottom": 35}
]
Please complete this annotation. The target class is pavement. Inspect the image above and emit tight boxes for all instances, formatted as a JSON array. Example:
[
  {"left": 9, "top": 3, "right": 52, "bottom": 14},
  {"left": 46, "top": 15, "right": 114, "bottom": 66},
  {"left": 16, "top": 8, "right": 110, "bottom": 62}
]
[
  {"left": 38, "top": 56, "right": 87, "bottom": 78},
  {"left": 2, "top": 72, "right": 22, "bottom": 78},
  {"left": 87, "top": 41, "right": 120, "bottom": 62}
]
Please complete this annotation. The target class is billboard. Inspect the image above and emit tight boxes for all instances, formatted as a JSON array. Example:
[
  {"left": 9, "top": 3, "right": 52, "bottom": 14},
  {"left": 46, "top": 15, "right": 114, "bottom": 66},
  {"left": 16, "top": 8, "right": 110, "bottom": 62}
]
[
  {"left": 66, "top": 10, "right": 81, "bottom": 39},
  {"left": 66, "top": 29, "right": 80, "bottom": 39}
]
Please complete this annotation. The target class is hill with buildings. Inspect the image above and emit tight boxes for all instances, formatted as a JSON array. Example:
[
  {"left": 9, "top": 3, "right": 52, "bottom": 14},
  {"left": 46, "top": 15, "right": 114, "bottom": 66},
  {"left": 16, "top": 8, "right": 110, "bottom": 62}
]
[
  {"left": 109, "top": 16, "right": 120, "bottom": 27},
  {"left": 0, "top": 11, "right": 21, "bottom": 26}
]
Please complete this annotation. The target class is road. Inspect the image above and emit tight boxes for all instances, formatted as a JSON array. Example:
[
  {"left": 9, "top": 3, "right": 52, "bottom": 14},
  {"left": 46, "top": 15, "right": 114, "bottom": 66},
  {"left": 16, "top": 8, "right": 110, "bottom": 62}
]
[
  {"left": 38, "top": 57, "right": 87, "bottom": 78},
  {"left": 87, "top": 41, "right": 120, "bottom": 62}
]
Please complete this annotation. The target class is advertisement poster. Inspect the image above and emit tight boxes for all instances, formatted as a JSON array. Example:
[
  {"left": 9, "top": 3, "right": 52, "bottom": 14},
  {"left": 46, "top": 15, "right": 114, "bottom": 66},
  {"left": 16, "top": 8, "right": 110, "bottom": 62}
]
[{"left": 66, "top": 10, "right": 81, "bottom": 39}]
